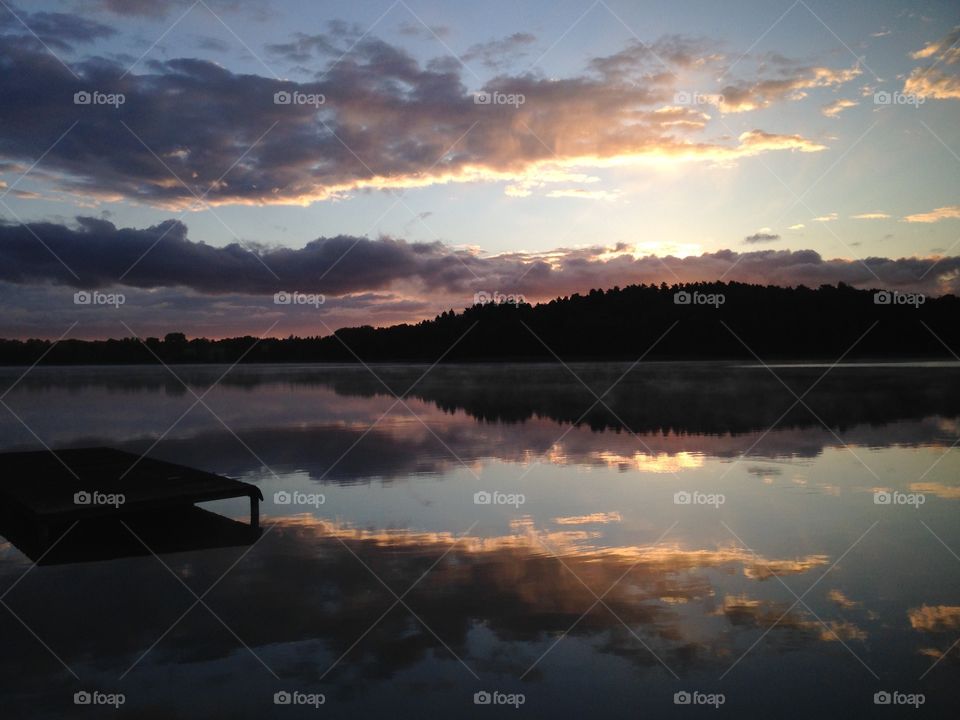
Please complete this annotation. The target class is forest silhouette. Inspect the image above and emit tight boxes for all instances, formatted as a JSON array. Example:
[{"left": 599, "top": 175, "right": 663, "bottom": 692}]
[{"left": 1, "top": 281, "right": 957, "bottom": 365}]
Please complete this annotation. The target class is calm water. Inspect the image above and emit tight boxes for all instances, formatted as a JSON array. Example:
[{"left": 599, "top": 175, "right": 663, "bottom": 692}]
[{"left": 1, "top": 362, "right": 958, "bottom": 718}]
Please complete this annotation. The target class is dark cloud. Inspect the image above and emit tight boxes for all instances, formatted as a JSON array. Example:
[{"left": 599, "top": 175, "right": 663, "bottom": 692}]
[
  {"left": 0, "top": 30, "right": 830, "bottom": 207},
  {"left": 744, "top": 232, "right": 781, "bottom": 244},
  {"left": 94, "top": 0, "right": 183, "bottom": 17},
  {"left": 0, "top": 217, "right": 459, "bottom": 296},
  {"left": 90, "top": 0, "right": 262, "bottom": 19},
  {"left": 1, "top": 218, "right": 958, "bottom": 303}
]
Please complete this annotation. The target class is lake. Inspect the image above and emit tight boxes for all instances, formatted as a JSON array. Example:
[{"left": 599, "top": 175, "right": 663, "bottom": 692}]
[{"left": 1, "top": 362, "right": 958, "bottom": 718}]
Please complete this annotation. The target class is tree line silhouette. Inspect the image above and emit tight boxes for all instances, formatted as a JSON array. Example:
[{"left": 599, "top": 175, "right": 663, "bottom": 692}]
[{"left": 1, "top": 281, "right": 957, "bottom": 365}]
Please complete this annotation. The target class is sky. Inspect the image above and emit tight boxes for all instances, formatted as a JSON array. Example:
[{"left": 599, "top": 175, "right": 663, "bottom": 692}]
[{"left": 0, "top": 0, "right": 958, "bottom": 339}]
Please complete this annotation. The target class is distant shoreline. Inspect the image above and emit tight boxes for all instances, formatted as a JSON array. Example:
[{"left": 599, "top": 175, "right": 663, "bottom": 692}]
[{"left": 2, "top": 281, "right": 958, "bottom": 365}]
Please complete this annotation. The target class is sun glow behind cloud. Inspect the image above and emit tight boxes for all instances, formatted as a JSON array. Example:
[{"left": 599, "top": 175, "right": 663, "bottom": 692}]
[{"left": 0, "top": 2, "right": 959, "bottom": 338}]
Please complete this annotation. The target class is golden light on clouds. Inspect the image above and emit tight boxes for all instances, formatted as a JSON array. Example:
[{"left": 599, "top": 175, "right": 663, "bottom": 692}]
[
  {"left": 903, "top": 205, "right": 960, "bottom": 223},
  {"left": 908, "top": 605, "right": 960, "bottom": 632}
]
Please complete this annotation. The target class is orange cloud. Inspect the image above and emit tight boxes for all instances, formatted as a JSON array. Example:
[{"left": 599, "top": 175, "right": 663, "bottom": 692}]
[
  {"left": 908, "top": 605, "right": 960, "bottom": 632},
  {"left": 910, "top": 26, "right": 960, "bottom": 63},
  {"left": 719, "top": 65, "right": 862, "bottom": 113},
  {"left": 905, "top": 27, "right": 960, "bottom": 100},
  {"left": 736, "top": 130, "right": 827, "bottom": 153},
  {"left": 822, "top": 98, "right": 858, "bottom": 117},
  {"left": 903, "top": 205, "right": 960, "bottom": 223},
  {"left": 827, "top": 589, "right": 862, "bottom": 609},
  {"left": 0, "top": 32, "right": 832, "bottom": 208},
  {"left": 904, "top": 69, "right": 960, "bottom": 100}
]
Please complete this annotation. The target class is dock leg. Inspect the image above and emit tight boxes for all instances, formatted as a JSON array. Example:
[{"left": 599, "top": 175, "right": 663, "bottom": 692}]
[{"left": 250, "top": 496, "right": 260, "bottom": 530}]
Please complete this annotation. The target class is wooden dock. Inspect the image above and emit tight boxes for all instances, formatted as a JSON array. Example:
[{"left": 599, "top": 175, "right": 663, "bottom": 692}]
[{"left": 0, "top": 447, "right": 263, "bottom": 563}]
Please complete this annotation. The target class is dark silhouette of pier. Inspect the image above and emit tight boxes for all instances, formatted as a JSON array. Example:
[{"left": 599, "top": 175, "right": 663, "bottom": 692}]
[{"left": 0, "top": 448, "right": 262, "bottom": 564}]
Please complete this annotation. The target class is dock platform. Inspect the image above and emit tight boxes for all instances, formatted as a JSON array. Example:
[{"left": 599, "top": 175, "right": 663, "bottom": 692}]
[{"left": 0, "top": 447, "right": 263, "bottom": 563}]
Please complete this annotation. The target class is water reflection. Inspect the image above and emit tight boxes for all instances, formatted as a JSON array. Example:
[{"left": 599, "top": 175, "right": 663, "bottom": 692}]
[
  {"left": 0, "top": 363, "right": 958, "bottom": 717},
  {"left": 0, "top": 516, "right": 860, "bottom": 705}
]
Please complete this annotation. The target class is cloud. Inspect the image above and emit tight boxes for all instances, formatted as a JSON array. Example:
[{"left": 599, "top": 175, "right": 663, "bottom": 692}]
[
  {"left": 94, "top": 0, "right": 186, "bottom": 16},
  {"left": 788, "top": 223, "right": 805, "bottom": 230},
  {"left": 908, "top": 605, "right": 960, "bottom": 632},
  {"left": 588, "top": 36, "right": 719, "bottom": 80},
  {"left": 904, "top": 26, "right": 960, "bottom": 100},
  {"left": 909, "top": 26, "right": 960, "bottom": 62},
  {"left": 821, "top": 98, "right": 858, "bottom": 117},
  {"left": 462, "top": 32, "right": 536, "bottom": 70},
  {"left": 93, "top": 0, "right": 259, "bottom": 19},
  {"left": 0, "top": 31, "right": 829, "bottom": 208},
  {"left": 827, "top": 590, "right": 861, "bottom": 609},
  {"left": 744, "top": 232, "right": 781, "bottom": 244},
  {"left": 397, "top": 21, "right": 452, "bottom": 39},
  {"left": 903, "top": 205, "right": 960, "bottom": 223},
  {"left": 904, "top": 69, "right": 960, "bottom": 100},
  {"left": 264, "top": 21, "right": 365, "bottom": 62},
  {"left": 736, "top": 130, "right": 826, "bottom": 153},
  {"left": 2, "top": 218, "right": 960, "bottom": 304},
  {"left": 812, "top": 213, "right": 838, "bottom": 222},
  {"left": 718, "top": 64, "right": 862, "bottom": 113},
  {"left": 0, "top": 6, "right": 116, "bottom": 50},
  {"left": 851, "top": 212, "right": 890, "bottom": 220}
]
